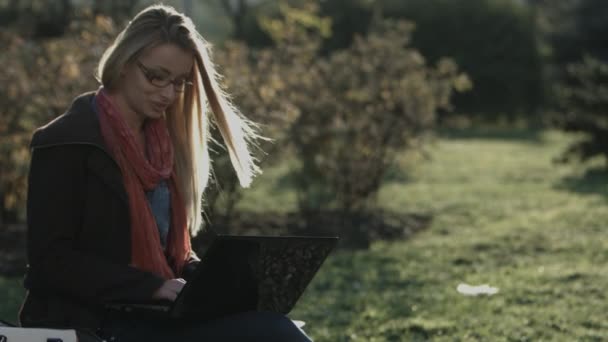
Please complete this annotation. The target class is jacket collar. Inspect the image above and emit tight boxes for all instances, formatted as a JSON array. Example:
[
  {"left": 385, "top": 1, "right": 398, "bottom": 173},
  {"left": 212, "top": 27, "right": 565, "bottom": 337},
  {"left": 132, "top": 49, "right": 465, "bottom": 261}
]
[
  {"left": 30, "top": 91, "right": 109, "bottom": 153},
  {"left": 31, "top": 91, "right": 129, "bottom": 204}
]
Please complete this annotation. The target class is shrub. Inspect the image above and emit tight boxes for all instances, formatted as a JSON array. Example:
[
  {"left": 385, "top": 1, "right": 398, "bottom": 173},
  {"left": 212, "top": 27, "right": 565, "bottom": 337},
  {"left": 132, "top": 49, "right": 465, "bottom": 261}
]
[
  {"left": 0, "top": 14, "right": 116, "bottom": 223},
  {"left": 213, "top": 2, "right": 470, "bottom": 244},
  {"left": 555, "top": 56, "right": 608, "bottom": 167}
]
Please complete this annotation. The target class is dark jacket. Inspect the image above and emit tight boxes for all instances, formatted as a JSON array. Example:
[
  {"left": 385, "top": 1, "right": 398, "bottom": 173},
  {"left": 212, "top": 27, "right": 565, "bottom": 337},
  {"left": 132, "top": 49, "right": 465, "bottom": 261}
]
[{"left": 19, "top": 92, "right": 199, "bottom": 331}]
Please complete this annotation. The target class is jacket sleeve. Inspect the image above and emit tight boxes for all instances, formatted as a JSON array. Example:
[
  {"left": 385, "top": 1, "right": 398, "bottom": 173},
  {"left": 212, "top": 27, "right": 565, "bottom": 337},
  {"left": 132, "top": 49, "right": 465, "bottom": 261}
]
[{"left": 25, "top": 143, "right": 166, "bottom": 305}]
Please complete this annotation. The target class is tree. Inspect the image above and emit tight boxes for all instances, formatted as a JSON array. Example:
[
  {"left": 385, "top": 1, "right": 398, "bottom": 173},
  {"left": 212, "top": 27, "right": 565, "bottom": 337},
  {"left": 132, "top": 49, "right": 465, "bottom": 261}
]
[
  {"left": 555, "top": 57, "right": 608, "bottom": 167},
  {"left": 575, "top": 0, "right": 608, "bottom": 62},
  {"left": 547, "top": 0, "right": 608, "bottom": 168},
  {"left": 381, "top": 0, "right": 543, "bottom": 119}
]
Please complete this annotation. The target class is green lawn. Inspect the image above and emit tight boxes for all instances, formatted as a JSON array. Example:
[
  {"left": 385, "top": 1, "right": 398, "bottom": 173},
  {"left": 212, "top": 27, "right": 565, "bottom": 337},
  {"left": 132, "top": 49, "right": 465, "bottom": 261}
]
[
  {"left": 2, "top": 129, "right": 607, "bottom": 340},
  {"left": 0, "top": 277, "right": 24, "bottom": 324},
  {"left": 290, "top": 129, "right": 608, "bottom": 341}
]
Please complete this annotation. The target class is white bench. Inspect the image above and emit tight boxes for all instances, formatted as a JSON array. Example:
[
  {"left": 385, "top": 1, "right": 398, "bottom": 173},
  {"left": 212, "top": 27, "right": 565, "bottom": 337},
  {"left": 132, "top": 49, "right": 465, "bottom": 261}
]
[{"left": 0, "top": 321, "right": 102, "bottom": 342}]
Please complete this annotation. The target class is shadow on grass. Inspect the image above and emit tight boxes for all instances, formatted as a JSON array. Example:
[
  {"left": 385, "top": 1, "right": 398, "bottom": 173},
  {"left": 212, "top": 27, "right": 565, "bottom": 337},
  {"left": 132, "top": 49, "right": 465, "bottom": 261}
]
[
  {"left": 299, "top": 251, "right": 422, "bottom": 323},
  {"left": 437, "top": 126, "right": 546, "bottom": 143},
  {"left": 554, "top": 167, "right": 608, "bottom": 200},
  {"left": 382, "top": 163, "right": 414, "bottom": 184},
  {"left": 195, "top": 209, "right": 432, "bottom": 252},
  {"left": 0, "top": 277, "right": 25, "bottom": 325}
]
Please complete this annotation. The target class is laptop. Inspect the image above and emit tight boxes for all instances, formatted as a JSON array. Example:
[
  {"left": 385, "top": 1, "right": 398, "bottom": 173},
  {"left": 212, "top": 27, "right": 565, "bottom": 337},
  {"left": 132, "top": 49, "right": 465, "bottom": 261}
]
[{"left": 106, "top": 235, "right": 338, "bottom": 321}]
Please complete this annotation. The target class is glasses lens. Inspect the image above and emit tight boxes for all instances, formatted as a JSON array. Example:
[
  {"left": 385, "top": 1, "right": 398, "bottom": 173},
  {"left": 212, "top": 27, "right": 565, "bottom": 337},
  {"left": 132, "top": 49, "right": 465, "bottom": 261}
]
[
  {"left": 141, "top": 63, "right": 190, "bottom": 92},
  {"left": 150, "top": 77, "right": 170, "bottom": 88},
  {"left": 175, "top": 80, "right": 193, "bottom": 92},
  {"left": 174, "top": 81, "right": 186, "bottom": 92}
]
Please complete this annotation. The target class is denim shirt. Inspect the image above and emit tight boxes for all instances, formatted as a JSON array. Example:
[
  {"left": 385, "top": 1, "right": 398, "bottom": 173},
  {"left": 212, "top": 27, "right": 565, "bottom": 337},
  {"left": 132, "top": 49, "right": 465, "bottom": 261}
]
[
  {"left": 91, "top": 95, "right": 171, "bottom": 249},
  {"left": 145, "top": 180, "right": 171, "bottom": 249}
]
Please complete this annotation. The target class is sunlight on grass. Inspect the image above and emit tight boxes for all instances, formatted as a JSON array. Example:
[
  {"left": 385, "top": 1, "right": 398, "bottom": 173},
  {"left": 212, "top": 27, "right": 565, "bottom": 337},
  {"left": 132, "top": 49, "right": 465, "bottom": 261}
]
[
  {"left": 1, "top": 129, "right": 606, "bottom": 341},
  {"left": 291, "top": 129, "right": 608, "bottom": 341}
]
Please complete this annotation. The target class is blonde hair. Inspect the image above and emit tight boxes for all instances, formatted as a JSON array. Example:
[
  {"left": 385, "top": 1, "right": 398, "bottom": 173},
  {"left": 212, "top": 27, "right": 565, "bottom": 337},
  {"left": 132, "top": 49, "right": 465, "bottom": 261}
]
[{"left": 97, "top": 4, "right": 260, "bottom": 234}]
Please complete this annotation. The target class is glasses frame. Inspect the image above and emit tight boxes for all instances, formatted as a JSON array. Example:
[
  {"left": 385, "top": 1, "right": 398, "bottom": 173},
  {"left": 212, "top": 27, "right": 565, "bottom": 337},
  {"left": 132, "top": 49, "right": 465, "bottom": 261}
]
[{"left": 135, "top": 60, "right": 193, "bottom": 92}]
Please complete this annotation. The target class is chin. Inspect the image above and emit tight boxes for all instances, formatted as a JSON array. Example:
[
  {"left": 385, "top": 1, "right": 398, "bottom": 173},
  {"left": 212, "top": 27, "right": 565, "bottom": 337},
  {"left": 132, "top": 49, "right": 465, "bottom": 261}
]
[{"left": 148, "top": 108, "right": 166, "bottom": 119}]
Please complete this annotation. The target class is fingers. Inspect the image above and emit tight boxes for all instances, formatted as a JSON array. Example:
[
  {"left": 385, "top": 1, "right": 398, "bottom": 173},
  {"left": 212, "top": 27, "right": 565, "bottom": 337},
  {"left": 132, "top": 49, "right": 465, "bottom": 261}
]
[
  {"left": 165, "top": 289, "right": 178, "bottom": 302},
  {"left": 152, "top": 278, "right": 187, "bottom": 301},
  {"left": 168, "top": 278, "right": 186, "bottom": 291},
  {"left": 164, "top": 278, "right": 186, "bottom": 300}
]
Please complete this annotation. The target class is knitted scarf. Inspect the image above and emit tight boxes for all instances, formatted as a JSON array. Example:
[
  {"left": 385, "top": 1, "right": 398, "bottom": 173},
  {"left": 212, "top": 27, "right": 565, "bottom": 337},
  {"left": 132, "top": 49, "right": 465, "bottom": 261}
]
[{"left": 96, "top": 88, "right": 190, "bottom": 279}]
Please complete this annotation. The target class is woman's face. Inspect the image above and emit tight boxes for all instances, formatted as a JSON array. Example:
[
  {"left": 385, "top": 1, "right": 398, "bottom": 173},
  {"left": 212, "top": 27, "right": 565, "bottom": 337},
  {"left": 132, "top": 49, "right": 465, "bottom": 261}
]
[{"left": 119, "top": 43, "right": 194, "bottom": 121}]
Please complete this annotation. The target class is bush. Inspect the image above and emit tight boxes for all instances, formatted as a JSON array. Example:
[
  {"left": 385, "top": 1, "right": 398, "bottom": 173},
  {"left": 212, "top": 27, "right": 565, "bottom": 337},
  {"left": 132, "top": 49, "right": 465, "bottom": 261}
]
[
  {"left": 213, "top": 2, "right": 470, "bottom": 245},
  {"left": 216, "top": 0, "right": 539, "bottom": 119},
  {"left": 0, "top": 2, "right": 469, "bottom": 248},
  {"left": 0, "top": 14, "right": 116, "bottom": 223},
  {"left": 554, "top": 56, "right": 608, "bottom": 167},
  {"left": 548, "top": 0, "right": 608, "bottom": 167}
]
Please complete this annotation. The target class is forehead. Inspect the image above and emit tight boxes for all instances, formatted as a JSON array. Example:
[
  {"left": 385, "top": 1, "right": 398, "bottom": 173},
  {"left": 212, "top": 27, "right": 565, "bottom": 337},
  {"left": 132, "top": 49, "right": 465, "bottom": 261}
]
[{"left": 139, "top": 43, "right": 194, "bottom": 76}]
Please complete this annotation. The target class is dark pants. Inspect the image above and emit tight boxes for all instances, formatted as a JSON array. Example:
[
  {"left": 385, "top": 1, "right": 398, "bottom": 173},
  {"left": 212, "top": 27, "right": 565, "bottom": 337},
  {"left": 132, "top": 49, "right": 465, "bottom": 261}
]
[{"left": 98, "top": 311, "right": 313, "bottom": 342}]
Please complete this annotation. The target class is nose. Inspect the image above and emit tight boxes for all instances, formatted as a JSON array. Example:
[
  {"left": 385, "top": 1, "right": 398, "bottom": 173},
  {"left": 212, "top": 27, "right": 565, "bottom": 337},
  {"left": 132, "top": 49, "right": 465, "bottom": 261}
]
[{"left": 159, "top": 83, "right": 176, "bottom": 103}]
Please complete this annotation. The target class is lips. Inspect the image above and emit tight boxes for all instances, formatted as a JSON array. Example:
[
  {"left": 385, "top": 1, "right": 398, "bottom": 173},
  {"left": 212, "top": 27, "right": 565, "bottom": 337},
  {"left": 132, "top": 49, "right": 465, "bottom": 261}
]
[{"left": 151, "top": 101, "right": 169, "bottom": 112}]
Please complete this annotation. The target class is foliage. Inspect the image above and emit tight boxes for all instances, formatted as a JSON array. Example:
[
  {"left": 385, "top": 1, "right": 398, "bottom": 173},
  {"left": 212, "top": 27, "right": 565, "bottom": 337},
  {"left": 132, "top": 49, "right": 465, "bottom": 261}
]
[
  {"left": 535, "top": 0, "right": 608, "bottom": 169},
  {"left": 214, "top": 0, "right": 275, "bottom": 46},
  {"left": 315, "top": 0, "right": 376, "bottom": 54},
  {"left": 532, "top": 0, "right": 608, "bottom": 102},
  {"left": 229, "top": 0, "right": 542, "bottom": 119},
  {"left": 287, "top": 20, "right": 469, "bottom": 216},
  {"left": 0, "top": 1, "right": 469, "bottom": 241},
  {"left": 530, "top": 0, "right": 581, "bottom": 65},
  {"left": 209, "top": 0, "right": 546, "bottom": 121},
  {"left": 211, "top": 2, "right": 470, "bottom": 244},
  {"left": 554, "top": 56, "right": 608, "bottom": 167},
  {"left": 0, "top": 0, "right": 73, "bottom": 38},
  {"left": 0, "top": 14, "right": 116, "bottom": 223},
  {"left": 573, "top": 0, "right": 608, "bottom": 62},
  {"left": 380, "top": 0, "right": 543, "bottom": 119},
  {"left": 205, "top": 2, "right": 327, "bottom": 226},
  {"left": 91, "top": 0, "right": 139, "bottom": 23},
  {"left": 0, "top": 0, "right": 139, "bottom": 36}
]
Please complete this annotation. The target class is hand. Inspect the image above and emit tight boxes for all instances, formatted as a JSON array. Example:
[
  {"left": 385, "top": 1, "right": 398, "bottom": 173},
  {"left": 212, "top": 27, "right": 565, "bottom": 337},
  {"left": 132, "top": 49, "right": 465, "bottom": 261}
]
[{"left": 152, "top": 278, "right": 186, "bottom": 302}]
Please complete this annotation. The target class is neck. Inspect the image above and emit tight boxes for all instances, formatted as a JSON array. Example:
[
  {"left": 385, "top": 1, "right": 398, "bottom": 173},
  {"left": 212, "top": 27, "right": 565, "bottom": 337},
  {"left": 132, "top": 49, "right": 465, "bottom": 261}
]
[{"left": 106, "top": 90, "right": 145, "bottom": 135}]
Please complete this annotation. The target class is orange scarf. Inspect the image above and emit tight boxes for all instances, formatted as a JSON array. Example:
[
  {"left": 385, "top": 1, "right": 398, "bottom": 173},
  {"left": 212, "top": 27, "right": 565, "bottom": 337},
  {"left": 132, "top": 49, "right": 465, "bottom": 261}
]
[{"left": 96, "top": 88, "right": 190, "bottom": 279}]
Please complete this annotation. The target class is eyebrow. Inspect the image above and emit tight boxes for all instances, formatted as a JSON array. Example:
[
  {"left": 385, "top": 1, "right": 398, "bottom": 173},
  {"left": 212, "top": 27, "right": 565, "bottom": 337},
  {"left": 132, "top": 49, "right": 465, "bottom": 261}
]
[{"left": 151, "top": 65, "right": 191, "bottom": 78}]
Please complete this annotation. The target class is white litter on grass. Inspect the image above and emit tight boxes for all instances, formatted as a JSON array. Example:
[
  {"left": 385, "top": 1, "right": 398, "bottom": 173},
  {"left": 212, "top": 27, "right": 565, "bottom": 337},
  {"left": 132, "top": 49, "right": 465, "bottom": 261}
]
[{"left": 457, "top": 283, "right": 499, "bottom": 296}]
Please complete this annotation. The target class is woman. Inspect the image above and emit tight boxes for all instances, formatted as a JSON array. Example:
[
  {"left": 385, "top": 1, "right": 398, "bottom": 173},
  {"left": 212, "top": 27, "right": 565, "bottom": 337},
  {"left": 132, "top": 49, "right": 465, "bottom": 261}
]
[{"left": 19, "top": 4, "right": 311, "bottom": 342}]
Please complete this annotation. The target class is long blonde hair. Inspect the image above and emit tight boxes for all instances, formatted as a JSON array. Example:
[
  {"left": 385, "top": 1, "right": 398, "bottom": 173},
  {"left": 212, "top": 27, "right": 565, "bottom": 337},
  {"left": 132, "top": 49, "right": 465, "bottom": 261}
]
[{"left": 97, "top": 4, "right": 260, "bottom": 234}]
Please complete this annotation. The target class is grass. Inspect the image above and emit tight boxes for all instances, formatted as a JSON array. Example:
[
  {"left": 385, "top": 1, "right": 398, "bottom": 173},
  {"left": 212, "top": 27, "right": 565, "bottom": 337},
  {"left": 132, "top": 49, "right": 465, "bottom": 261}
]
[
  {"left": 2, "top": 129, "right": 607, "bottom": 341},
  {"left": 0, "top": 277, "right": 24, "bottom": 323},
  {"left": 290, "top": 129, "right": 608, "bottom": 341}
]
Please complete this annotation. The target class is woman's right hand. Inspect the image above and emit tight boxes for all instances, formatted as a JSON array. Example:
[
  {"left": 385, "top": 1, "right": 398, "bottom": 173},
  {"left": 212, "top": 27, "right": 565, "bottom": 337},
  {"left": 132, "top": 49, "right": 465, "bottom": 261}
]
[{"left": 152, "top": 278, "right": 186, "bottom": 301}]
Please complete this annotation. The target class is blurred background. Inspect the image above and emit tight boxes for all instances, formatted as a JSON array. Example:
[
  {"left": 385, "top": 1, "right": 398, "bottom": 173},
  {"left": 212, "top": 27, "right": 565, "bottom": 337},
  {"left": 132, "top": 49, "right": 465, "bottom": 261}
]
[{"left": 1, "top": 0, "right": 607, "bottom": 340}]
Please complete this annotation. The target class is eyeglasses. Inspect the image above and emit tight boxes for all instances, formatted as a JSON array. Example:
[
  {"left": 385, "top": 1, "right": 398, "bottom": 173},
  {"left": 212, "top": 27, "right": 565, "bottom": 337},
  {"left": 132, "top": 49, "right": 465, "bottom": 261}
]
[{"left": 136, "top": 60, "right": 193, "bottom": 92}]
